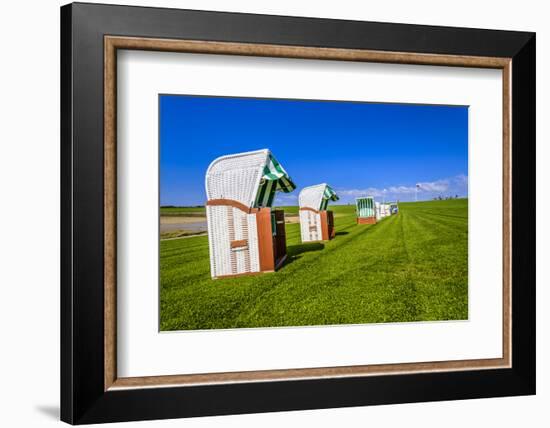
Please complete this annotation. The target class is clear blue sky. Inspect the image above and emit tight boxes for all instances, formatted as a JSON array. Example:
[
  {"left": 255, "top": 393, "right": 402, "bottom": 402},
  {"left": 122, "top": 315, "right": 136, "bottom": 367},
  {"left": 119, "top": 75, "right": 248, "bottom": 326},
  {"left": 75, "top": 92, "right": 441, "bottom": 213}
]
[{"left": 160, "top": 95, "right": 468, "bottom": 206}]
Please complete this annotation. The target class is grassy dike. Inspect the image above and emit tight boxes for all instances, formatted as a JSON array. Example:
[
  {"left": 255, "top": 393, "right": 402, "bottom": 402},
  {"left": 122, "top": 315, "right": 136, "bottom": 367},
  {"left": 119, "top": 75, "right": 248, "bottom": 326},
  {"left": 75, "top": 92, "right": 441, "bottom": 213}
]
[{"left": 159, "top": 199, "right": 468, "bottom": 330}]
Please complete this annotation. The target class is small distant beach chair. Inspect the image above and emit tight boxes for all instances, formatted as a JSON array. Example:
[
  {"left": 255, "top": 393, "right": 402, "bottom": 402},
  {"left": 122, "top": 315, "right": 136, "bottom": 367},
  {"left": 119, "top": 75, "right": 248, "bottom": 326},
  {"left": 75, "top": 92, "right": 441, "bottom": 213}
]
[
  {"left": 356, "top": 197, "right": 377, "bottom": 224},
  {"left": 299, "top": 184, "right": 339, "bottom": 242},
  {"left": 205, "top": 149, "right": 296, "bottom": 279}
]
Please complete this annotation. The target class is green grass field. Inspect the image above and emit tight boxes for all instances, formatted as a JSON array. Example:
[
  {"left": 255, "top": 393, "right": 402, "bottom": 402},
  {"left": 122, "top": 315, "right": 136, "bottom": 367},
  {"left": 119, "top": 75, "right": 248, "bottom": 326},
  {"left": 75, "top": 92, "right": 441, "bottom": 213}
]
[{"left": 160, "top": 199, "right": 468, "bottom": 331}]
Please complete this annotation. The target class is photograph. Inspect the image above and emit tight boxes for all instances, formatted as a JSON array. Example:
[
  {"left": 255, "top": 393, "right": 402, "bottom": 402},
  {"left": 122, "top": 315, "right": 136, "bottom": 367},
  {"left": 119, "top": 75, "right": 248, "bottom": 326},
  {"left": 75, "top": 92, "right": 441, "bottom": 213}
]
[{"left": 159, "top": 95, "right": 469, "bottom": 331}]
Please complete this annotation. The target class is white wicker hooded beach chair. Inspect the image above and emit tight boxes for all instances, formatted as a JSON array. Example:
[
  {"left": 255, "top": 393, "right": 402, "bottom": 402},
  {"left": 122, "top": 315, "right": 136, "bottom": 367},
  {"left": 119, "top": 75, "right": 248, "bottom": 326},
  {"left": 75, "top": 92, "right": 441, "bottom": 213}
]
[
  {"left": 375, "top": 201, "right": 381, "bottom": 221},
  {"left": 380, "top": 203, "right": 391, "bottom": 218},
  {"left": 205, "top": 149, "right": 296, "bottom": 279},
  {"left": 298, "top": 184, "right": 339, "bottom": 242},
  {"left": 356, "top": 196, "right": 377, "bottom": 224},
  {"left": 390, "top": 203, "right": 399, "bottom": 215}
]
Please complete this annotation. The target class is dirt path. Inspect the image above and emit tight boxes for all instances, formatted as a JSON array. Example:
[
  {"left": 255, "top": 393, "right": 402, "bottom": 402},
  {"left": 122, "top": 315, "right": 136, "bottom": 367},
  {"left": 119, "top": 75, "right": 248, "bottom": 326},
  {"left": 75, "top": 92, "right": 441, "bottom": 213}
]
[{"left": 160, "top": 216, "right": 207, "bottom": 233}]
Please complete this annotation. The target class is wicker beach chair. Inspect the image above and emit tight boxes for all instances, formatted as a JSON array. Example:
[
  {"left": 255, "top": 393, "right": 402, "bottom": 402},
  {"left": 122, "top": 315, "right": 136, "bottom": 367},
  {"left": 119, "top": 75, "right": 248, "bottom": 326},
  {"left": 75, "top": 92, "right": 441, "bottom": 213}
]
[
  {"left": 299, "top": 184, "right": 339, "bottom": 242},
  {"left": 205, "top": 149, "right": 296, "bottom": 279},
  {"left": 381, "top": 203, "right": 392, "bottom": 218},
  {"left": 356, "top": 196, "right": 377, "bottom": 224},
  {"left": 375, "top": 201, "right": 381, "bottom": 221}
]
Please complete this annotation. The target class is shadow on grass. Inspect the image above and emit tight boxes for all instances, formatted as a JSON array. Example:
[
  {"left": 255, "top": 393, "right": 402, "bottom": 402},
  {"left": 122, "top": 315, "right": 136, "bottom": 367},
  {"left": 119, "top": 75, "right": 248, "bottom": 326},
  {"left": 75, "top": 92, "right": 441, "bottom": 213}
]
[
  {"left": 287, "top": 242, "right": 325, "bottom": 256},
  {"left": 283, "top": 242, "right": 325, "bottom": 267},
  {"left": 335, "top": 231, "right": 349, "bottom": 236}
]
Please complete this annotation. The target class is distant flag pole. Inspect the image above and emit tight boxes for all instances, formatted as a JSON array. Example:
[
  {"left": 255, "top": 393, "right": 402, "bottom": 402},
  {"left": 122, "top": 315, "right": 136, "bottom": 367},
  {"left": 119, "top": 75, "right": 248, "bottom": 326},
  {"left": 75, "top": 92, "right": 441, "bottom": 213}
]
[{"left": 415, "top": 183, "right": 420, "bottom": 202}]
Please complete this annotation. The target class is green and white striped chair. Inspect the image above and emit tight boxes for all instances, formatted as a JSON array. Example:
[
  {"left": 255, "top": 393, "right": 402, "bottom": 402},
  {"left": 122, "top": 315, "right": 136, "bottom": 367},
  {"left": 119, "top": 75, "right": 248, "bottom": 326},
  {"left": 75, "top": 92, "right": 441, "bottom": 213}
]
[
  {"left": 356, "top": 197, "right": 377, "bottom": 224},
  {"left": 205, "top": 149, "right": 296, "bottom": 278}
]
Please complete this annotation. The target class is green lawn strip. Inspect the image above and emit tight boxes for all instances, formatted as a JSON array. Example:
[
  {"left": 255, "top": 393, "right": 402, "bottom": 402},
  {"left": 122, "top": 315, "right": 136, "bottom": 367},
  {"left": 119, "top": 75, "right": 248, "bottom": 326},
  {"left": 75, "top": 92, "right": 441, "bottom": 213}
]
[
  {"left": 160, "top": 209, "right": 361, "bottom": 329},
  {"left": 234, "top": 220, "right": 384, "bottom": 326},
  {"left": 399, "top": 206, "right": 468, "bottom": 320},
  {"left": 161, "top": 211, "right": 361, "bottom": 329},
  {"left": 293, "top": 218, "right": 418, "bottom": 325},
  {"left": 159, "top": 200, "right": 468, "bottom": 330}
]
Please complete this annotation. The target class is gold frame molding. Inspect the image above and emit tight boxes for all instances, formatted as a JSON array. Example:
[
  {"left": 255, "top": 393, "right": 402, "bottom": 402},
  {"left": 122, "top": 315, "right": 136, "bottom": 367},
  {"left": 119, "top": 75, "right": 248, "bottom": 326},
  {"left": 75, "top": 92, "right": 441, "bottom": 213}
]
[{"left": 104, "top": 36, "right": 512, "bottom": 391}]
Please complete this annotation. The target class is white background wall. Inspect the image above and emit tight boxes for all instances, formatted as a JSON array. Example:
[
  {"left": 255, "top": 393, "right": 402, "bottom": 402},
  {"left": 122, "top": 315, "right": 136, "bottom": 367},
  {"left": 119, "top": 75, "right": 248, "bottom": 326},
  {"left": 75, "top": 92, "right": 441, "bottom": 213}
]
[{"left": 0, "top": 0, "right": 546, "bottom": 426}]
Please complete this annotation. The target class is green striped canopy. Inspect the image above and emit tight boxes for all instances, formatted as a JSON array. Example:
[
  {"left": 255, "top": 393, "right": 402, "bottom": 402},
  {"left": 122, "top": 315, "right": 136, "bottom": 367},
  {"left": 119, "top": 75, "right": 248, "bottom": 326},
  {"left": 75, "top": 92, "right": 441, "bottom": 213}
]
[
  {"left": 319, "top": 185, "right": 339, "bottom": 211},
  {"left": 254, "top": 153, "right": 296, "bottom": 207},
  {"left": 356, "top": 197, "right": 375, "bottom": 218}
]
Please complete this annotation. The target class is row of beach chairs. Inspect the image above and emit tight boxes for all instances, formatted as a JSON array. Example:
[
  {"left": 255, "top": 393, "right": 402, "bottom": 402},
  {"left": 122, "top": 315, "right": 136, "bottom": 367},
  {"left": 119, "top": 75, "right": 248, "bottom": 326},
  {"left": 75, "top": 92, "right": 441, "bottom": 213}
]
[{"left": 205, "top": 149, "right": 397, "bottom": 279}]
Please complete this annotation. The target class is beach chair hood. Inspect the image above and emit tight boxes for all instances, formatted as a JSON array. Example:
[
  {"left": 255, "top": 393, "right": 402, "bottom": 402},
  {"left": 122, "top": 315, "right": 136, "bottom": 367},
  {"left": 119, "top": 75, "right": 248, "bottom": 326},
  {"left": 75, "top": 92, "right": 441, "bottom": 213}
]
[
  {"left": 299, "top": 183, "right": 339, "bottom": 211},
  {"left": 205, "top": 149, "right": 296, "bottom": 209}
]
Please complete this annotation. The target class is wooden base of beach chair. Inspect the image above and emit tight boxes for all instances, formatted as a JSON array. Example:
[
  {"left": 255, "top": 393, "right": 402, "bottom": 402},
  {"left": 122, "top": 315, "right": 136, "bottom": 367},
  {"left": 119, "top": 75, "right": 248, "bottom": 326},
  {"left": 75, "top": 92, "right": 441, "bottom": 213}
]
[
  {"left": 357, "top": 216, "right": 377, "bottom": 225},
  {"left": 256, "top": 208, "right": 287, "bottom": 273},
  {"left": 320, "top": 210, "right": 336, "bottom": 240}
]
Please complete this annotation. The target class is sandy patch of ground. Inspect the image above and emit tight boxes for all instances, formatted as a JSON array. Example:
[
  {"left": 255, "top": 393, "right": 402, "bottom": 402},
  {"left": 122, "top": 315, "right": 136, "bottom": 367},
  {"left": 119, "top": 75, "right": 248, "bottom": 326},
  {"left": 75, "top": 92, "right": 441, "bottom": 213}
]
[
  {"left": 161, "top": 215, "right": 206, "bottom": 225},
  {"left": 284, "top": 214, "right": 300, "bottom": 224},
  {"left": 160, "top": 216, "right": 207, "bottom": 236}
]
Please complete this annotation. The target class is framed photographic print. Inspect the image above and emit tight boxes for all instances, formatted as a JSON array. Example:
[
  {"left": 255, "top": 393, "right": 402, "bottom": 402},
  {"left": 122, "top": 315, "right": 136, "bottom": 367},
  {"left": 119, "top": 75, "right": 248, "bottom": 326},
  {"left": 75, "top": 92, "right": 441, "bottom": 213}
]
[{"left": 60, "top": 2, "right": 535, "bottom": 424}]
